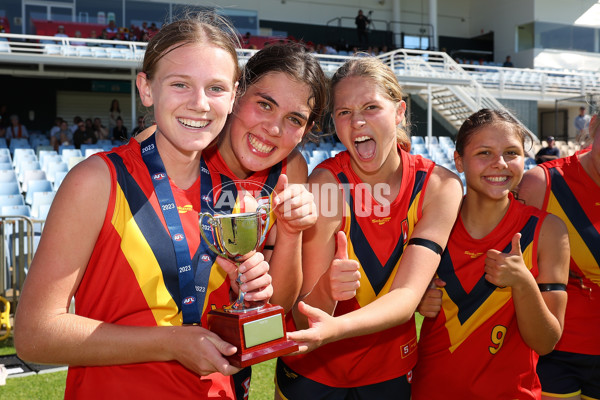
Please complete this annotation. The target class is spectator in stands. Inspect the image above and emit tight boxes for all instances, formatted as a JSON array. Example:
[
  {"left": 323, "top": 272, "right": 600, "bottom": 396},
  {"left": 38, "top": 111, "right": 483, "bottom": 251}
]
[
  {"left": 52, "top": 120, "right": 72, "bottom": 149},
  {"left": 70, "top": 116, "right": 82, "bottom": 133},
  {"left": 517, "top": 110, "right": 600, "bottom": 400},
  {"left": 355, "top": 10, "right": 370, "bottom": 45},
  {"left": 72, "top": 119, "right": 96, "bottom": 149},
  {"left": 14, "top": 14, "right": 270, "bottom": 399},
  {"left": 105, "top": 20, "right": 118, "bottom": 39},
  {"left": 5, "top": 114, "right": 29, "bottom": 140},
  {"left": 574, "top": 106, "right": 591, "bottom": 145},
  {"left": 503, "top": 55, "right": 514, "bottom": 67},
  {"left": 108, "top": 99, "right": 121, "bottom": 133},
  {"left": 49, "top": 116, "right": 63, "bottom": 138},
  {"left": 72, "top": 30, "right": 86, "bottom": 46},
  {"left": 54, "top": 25, "right": 68, "bottom": 38},
  {"left": 87, "top": 30, "right": 99, "bottom": 45},
  {"left": 85, "top": 118, "right": 94, "bottom": 132},
  {"left": 147, "top": 22, "right": 159, "bottom": 38},
  {"left": 111, "top": 116, "right": 128, "bottom": 142},
  {"left": 535, "top": 135, "right": 560, "bottom": 164},
  {"left": 92, "top": 117, "right": 109, "bottom": 141},
  {"left": 130, "top": 116, "right": 145, "bottom": 137}
]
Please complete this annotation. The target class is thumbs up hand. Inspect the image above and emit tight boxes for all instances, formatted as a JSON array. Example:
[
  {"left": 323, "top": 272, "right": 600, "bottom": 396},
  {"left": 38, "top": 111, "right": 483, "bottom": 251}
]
[
  {"left": 329, "top": 231, "right": 361, "bottom": 301},
  {"left": 484, "top": 233, "right": 528, "bottom": 288},
  {"left": 272, "top": 173, "right": 317, "bottom": 235}
]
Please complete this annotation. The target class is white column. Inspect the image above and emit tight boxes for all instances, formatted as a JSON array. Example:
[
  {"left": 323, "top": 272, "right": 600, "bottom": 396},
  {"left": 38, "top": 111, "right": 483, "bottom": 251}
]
[
  {"left": 429, "top": 0, "right": 437, "bottom": 50},
  {"left": 392, "top": 0, "right": 401, "bottom": 48}
]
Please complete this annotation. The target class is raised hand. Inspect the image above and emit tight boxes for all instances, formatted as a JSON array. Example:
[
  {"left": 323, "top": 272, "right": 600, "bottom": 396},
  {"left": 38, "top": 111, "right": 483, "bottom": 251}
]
[
  {"left": 484, "top": 233, "right": 528, "bottom": 288},
  {"left": 329, "top": 231, "right": 361, "bottom": 302},
  {"left": 272, "top": 173, "right": 317, "bottom": 234},
  {"left": 417, "top": 278, "right": 446, "bottom": 318}
]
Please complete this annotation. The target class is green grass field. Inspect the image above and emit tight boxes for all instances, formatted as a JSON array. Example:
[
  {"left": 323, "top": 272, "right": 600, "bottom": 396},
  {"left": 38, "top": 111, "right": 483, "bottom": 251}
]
[{"left": 0, "top": 314, "right": 424, "bottom": 399}]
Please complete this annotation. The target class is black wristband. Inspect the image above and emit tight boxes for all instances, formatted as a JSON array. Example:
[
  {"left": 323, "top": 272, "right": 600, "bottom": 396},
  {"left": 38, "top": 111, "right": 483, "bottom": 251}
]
[
  {"left": 538, "top": 283, "right": 567, "bottom": 292},
  {"left": 407, "top": 237, "right": 443, "bottom": 255},
  {"left": 262, "top": 244, "right": 275, "bottom": 251}
]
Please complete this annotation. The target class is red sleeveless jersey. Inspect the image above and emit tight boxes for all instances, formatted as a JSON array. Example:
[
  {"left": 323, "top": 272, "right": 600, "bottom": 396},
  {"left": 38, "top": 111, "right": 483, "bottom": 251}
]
[
  {"left": 283, "top": 149, "right": 434, "bottom": 387},
  {"left": 412, "top": 196, "right": 546, "bottom": 399},
  {"left": 540, "top": 154, "right": 600, "bottom": 355},
  {"left": 65, "top": 139, "right": 236, "bottom": 399}
]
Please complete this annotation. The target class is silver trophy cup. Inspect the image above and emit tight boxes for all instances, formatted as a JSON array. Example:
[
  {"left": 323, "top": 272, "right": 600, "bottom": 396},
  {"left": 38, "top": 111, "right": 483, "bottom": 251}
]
[{"left": 199, "top": 205, "right": 269, "bottom": 312}]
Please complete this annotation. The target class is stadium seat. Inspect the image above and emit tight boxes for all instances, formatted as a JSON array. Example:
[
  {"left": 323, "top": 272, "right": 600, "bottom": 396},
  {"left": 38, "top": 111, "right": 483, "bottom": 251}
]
[
  {"left": 58, "top": 144, "right": 75, "bottom": 155},
  {"left": 0, "top": 181, "right": 21, "bottom": 195},
  {"left": 0, "top": 170, "right": 18, "bottom": 183},
  {"left": 25, "top": 179, "right": 53, "bottom": 205},
  {"left": 12, "top": 148, "right": 36, "bottom": 168},
  {"left": 21, "top": 169, "right": 48, "bottom": 192},
  {"left": 0, "top": 194, "right": 25, "bottom": 206},
  {"left": 67, "top": 156, "right": 86, "bottom": 169},
  {"left": 9, "top": 138, "right": 31, "bottom": 154},
  {"left": 37, "top": 203, "right": 52, "bottom": 220},
  {"left": 53, "top": 170, "right": 68, "bottom": 191},
  {"left": 61, "top": 148, "right": 83, "bottom": 164},
  {"left": 31, "top": 191, "right": 56, "bottom": 219},
  {"left": 45, "top": 161, "right": 69, "bottom": 183},
  {"left": 17, "top": 161, "right": 42, "bottom": 183},
  {"left": 1, "top": 204, "right": 31, "bottom": 217}
]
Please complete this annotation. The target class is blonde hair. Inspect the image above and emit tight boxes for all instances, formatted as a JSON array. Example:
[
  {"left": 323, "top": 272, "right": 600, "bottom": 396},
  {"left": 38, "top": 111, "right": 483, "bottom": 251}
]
[{"left": 330, "top": 57, "right": 410, "bottom": 152}]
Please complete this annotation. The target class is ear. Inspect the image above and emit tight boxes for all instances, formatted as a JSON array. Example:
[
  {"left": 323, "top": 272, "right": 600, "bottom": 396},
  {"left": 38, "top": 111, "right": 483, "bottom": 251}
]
[
  {"left": 136, "top": 72, "right": 153, "bottom": 107},
  {"left": 454, "top": 150, "right": 464, "bottom": 173},
  {"left": 395, "top": 100, "right": 407, "bottom": 126},
  {"left": 228, "top": 81, "right": 239, "bottom": 114}
]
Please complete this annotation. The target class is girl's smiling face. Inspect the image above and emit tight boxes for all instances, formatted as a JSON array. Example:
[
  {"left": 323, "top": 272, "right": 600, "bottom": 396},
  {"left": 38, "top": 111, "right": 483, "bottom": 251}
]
[
  {"left": 455, "top": 125, "right": 525, "bottom": 201},
  {"left": 136, "top": 42, "right": 237, "bottom": 154},
  {"left": 221, "top": 71, "right": 313, "bottom": 178}
]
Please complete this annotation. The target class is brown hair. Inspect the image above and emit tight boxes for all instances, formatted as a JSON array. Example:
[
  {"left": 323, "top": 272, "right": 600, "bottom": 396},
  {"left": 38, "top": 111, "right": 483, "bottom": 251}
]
[
  {"left": 330, "top": 56, "right": 410, "bottom": 151},
  {"left": 141, "top": 11, "right": 240, "bottom": 84},
  {"left": 455, "top": 109, "right": 529, "bottom": 156},
  {"left": 238, "top": 43, "right": 328, "bottom": 138}
]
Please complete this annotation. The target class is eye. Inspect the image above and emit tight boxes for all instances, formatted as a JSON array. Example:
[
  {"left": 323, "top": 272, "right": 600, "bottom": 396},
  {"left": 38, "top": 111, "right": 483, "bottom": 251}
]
[
  {"left": 337, "top": 110, "right": 350, "bottom": 117},
  {"left": 258, "top": 101, "right": 272, "bottom": 111},
  {"left": 209, "top": 85, "right": 225, "bottom": 93},
  {"left": 365, "top": 105, "right": 378, "bottom": 110},
  {"left": 288, "top": 116, "right": 304, "bottom": 126},
  {"left": 172, "top": 82, "right": 187, "bottom": 89}
]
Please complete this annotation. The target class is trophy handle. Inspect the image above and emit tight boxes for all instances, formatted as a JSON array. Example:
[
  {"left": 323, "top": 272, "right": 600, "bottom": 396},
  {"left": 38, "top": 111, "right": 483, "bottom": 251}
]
[
  {"left": 256, "top": 204, "right": 270, "bottom": 236},
  {"left": 199, "top": 212, "right": 226, "bottom": 258}
]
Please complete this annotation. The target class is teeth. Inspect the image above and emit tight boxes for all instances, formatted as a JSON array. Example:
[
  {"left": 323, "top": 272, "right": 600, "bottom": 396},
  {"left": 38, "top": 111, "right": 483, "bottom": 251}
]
[
  {"left": 355, "top": 136, "right": 371, "bottom": 143},
  {"left": 249, "top": 134, "right": 274, "bottom": 153},
  {"left": 487, "top": 176, "right": 508, "bottom": 182},
  {"left": 178, "top": 118, "right": 209, "bottom": 128}
]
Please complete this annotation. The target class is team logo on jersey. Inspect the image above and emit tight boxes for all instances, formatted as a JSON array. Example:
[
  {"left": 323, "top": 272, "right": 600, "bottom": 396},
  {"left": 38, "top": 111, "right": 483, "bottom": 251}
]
[
  {"left": 152, "top": 172, "right": 166, "bottom": 181},
  {"left": 173, "top": 233, "right": 185, "bottom": 241},
  {"left": 401, "top": 218, "right": 409, "bottom": 245},
  {"left": 201, "top": 254, "right": 211, "bottom": 262},
  {"left": 464, "top": 250, "right": 483, "bottom": 258},
  {"left": 400, "top": 337, "right": 417, "bottom": 359},
  {"left": 182, "top": 296, "right": 196, "bottom": 305},
  {"left": 371, "top": 216, "right": 391, "bottom": 225},
  {"left": 177, "top": 204, "right": 193, "bottom": 214}
]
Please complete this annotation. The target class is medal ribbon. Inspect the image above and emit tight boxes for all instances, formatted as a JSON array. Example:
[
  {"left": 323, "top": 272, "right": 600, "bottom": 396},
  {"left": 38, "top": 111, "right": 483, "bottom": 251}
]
[{"left": 141, "top": 133, "right": 214, "bottom": 325}]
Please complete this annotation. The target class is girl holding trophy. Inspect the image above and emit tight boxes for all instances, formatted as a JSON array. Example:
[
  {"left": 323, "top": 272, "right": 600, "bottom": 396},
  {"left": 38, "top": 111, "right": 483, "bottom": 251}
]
[{"left": 15, "top": 13, "right": 272, "bottom": 399}]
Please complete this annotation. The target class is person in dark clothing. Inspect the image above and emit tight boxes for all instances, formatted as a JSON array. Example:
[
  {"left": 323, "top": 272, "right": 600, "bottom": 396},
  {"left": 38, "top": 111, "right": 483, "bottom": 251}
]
[{"left": 355, "top": 10, "right": 370, "bottom": 45}]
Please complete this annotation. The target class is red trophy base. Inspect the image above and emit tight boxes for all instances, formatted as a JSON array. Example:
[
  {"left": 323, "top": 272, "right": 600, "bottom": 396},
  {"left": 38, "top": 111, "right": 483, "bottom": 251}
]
[{"left": 207, "top": 303, "right": 298, "bottom": 368}]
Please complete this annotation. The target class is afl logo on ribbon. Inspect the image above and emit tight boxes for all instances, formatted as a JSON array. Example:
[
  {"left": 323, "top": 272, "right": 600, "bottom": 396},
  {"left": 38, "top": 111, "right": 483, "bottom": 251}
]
[
  {"left": 153, "top": 172, "right": 167, "bottom": 181},
  {"left": 182, "top": 296, "right": 196, "bottom": 305},
  {"left": 201, "top": 254, "right": 211, "bottom": 262},
  {"left": 173, "top": 233, "right": 185, "bottom": 241}
]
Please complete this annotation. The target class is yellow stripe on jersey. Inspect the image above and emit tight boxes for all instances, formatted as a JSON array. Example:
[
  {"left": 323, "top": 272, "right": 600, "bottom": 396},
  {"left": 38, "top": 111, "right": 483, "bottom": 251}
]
[
  {"left": 443, "top": 241, "right": 535, "bottom": 353},
  {"left": 111, "top": 184, "right": 181, "bottom": 326},
  {"left": 548, "top": 193, "right": 600, "bottom": 285}
]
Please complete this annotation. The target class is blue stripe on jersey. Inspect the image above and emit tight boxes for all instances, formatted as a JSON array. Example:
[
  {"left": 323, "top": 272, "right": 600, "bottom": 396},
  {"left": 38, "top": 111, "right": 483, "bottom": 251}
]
[
  {"left": 107, "top": 152, "right": 181, "bottom": 306},
  {"left": 410, "top": 170, "right": 427, "bottom": 206},
  {"left": 440, "top": 216, "right": 539, "bottom": 325},
  {"left": 549, "top": 168, "right": 600, "bottom": 267},
  {"left": 337, "top": 172, "right": 405, "bottom": 295}
]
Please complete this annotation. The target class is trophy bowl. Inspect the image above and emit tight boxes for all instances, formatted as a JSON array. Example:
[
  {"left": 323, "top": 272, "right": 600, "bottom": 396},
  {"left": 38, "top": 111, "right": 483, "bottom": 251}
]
[{"left": 199, "top": 206, "right": 298, "bottom": 367}]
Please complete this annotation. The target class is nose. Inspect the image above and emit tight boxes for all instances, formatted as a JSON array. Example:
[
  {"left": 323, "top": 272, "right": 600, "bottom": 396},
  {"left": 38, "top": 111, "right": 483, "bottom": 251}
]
[
  {"left": 263, "top": 119, "right": 281, "bottom": 137},
  {"left": 351, "top": 112, "right": 366, "bottom": 129},
  {"left": 493, "top": 154, "right": 508, "bottom": 168},
  {"left": 189, "top": 89, "right": 210, "bottom": 112}
]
